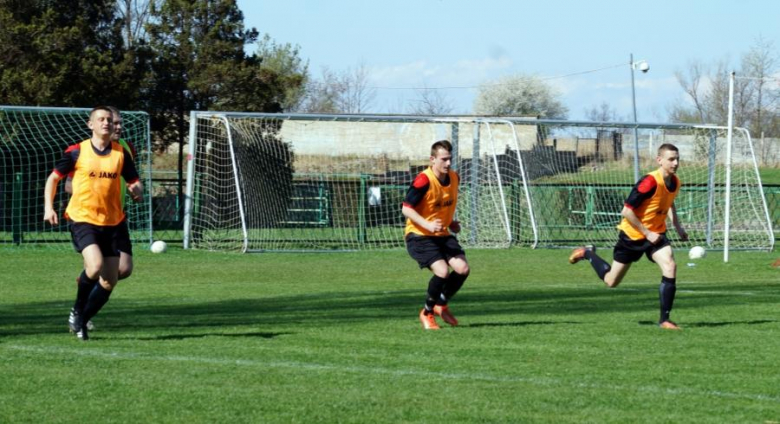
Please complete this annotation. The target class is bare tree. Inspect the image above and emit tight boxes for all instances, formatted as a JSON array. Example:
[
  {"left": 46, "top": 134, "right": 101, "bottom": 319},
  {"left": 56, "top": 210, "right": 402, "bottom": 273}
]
[
  {"left": 116, "top": 0, "right": 156, "bottom": 47},
  {"left": 296, "top": 62, "right": 377, "bottom": 113},
  {"left": 337, "top": 61, "right": 376, "bottom": 113},
  {"left": 584, "top": 101, "right": 623, "bottom": 122},
  {"left": 408, "top": 87, "right": 454, "bottom": 115}
]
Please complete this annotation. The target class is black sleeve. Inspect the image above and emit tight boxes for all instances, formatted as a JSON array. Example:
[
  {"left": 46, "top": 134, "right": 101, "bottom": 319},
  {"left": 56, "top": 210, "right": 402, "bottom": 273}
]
[
  {"left": 53, "top": 146, "right": 79, "bottom": 177},
  {"left": 403, "top": 173, "right": 430, "bottom": 208},
  {"left": 624, "top": 175, "right": 657, "bottom": 209},
  {"left": 121, "top": 149, "right": 140, "bottom": 183}
]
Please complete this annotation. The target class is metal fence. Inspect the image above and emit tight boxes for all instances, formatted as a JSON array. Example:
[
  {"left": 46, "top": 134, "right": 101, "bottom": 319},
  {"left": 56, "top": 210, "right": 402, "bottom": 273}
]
[{"left": 150, "top": 178, "right": 780, "bottom": 247}]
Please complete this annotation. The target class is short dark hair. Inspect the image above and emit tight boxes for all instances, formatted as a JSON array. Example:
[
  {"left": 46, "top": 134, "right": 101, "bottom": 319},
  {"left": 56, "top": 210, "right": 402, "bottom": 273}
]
[
  {"left": 106, "top": 105, "right": 120, "bottom": 116},
  {"left": 431, "top": 140, "right": 452, "bottom": 157},
  {"left": 89, "top": 105, "right": 113, "bottom": 119},
  {"left": 657, "top": 143, "right": 679, "bottom": 156}
]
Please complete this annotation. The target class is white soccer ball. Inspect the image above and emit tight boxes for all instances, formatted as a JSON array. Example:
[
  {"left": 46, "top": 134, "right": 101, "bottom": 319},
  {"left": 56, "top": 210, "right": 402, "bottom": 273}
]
[
  {"left": 688, "top": 245, "right": 706, "bottom": 260},
  {"left": 150, "top": 240, "right": 167, "bottom": 254}
]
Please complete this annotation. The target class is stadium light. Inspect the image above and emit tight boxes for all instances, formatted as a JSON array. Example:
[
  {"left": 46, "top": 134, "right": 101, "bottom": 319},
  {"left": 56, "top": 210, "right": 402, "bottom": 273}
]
[{"left": 630, "top": 54, "right": 649, "bottom": 182}]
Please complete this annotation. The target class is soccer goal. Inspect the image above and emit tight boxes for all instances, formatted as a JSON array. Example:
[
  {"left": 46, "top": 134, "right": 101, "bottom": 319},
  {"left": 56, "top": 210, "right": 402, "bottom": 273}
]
[
  {"left": 0, "top": 105, "right": 153, "bottom": 247},
  {"left": 184, "top": 112, "right": 774, "bottom": 253}
]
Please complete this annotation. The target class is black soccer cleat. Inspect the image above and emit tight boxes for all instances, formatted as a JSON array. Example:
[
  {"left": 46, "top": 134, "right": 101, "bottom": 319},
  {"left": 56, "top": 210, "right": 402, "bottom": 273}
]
[
  {"left": 69, "top": 308, "right": 94, "bottom": 332},
  {"left": 68, "top": 308, "right": 81, "bottom": 334}
]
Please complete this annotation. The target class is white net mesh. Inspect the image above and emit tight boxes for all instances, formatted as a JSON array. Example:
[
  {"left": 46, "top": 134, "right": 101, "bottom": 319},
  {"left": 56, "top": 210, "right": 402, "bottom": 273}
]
[
  {"left": 0, "top": 106, "right": 152, "bottom": 247},
  {"left": 185, "top": 113, "right": 774, "bottom": 252}
]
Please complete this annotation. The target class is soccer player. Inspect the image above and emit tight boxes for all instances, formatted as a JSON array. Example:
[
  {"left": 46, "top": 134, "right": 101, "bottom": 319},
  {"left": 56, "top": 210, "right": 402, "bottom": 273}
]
[
  {"left": 65, "top": 106, "right": 136, "bottom": 332},
  {"left": 569, "top": 143, "right": 688, "bottom": 330},
  {"left": 44, "top": 106, "right": 143, "bottom": 340},
  {"left": 402, "top": 140, "right": 470, "bottom": 330}
]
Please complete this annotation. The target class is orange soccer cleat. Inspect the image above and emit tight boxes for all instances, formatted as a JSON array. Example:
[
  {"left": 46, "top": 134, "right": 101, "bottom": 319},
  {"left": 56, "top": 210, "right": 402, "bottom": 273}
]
[
  {"left": 569, "top": 245, "right": 595, "bottom": 264},
  {"left": 433, "top": 304, "right": 458, "bottom": 326},
  {"left": 659, "top": 320, "right": 682, "bottom": 330},
  {"left": 419, "top": 308, "right": 440, "bottom": 330}
]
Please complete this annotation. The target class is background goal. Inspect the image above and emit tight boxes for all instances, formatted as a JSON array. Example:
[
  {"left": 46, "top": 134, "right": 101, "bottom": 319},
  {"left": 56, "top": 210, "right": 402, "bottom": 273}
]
[
  {"left": 184, "top": 112, "right": 774, "bottom": 253},
  {"left": 0, "top": 106, "right": 153, "bottom": 247}
]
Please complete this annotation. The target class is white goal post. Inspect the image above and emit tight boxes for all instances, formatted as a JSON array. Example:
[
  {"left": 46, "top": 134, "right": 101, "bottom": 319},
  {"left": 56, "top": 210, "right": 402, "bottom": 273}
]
[
  {"left": 0, "top": 105, "right": 153, "bottom": 248},
  {"left": 184, "top": 112, "right": 774, "bottom": 253}
]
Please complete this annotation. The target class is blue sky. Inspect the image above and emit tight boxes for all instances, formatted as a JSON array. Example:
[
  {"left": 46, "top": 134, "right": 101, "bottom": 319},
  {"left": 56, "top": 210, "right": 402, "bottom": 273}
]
[{"left": 237, "top": 0, "right": 780, "bottom": 122}]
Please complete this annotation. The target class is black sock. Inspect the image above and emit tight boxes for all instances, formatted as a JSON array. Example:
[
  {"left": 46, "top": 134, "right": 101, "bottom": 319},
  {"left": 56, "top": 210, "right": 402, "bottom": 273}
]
[
  {"left": 438, "top": 271, "right": 468, "bottom": 305},
  {"left": 74, "top": 270, "right": 98, "bottom": 312},
  {"left": 83, "top": 283, "right": 113, "bottom": 323},
  {"left": 659, "top": 276, "right": 677, "bottom": 323},
  {"left": 425, "top": 275, "right": 447, "bottom": 312},
  {"left": 585, "top": 250, "right": 612, "bottom": 281}
]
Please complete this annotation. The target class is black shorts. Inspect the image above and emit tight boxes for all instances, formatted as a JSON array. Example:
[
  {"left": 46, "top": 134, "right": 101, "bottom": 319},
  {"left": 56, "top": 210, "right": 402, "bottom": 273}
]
[
  {"left": 70, "top": 221, "right": 129, "bottom": 258},
  {"left": 115, "top": 220, "right": 133, "bottom": 256},
  {"left": 613, "top": 231, "right": 671, "bottom": 264},
  {"left": 405, "top": 234, "right": 465, "bottom": 269}
]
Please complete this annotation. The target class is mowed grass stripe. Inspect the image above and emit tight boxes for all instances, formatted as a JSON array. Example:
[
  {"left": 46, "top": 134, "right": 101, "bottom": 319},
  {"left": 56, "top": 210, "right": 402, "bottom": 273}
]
[{"left": 5, "top": 343, "right": 780, "bottom": 404}]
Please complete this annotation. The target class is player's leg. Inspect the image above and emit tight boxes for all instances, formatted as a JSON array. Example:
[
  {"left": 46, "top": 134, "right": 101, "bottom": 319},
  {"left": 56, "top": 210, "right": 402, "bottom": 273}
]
[
  {"left": 118, "top": 251, "right": 133, "bottom": 280},
  {"left": 82, "top": 256, "right": 119, "bottom": 329},
  {"left": 405, "top": 235, "right": 443, "bottom": 330},
  {"left": 650, "top": 245, "right": 680, "bottom": 329},
  {"left": 570, "top": 244, "right": 630, "bottom": 287},
  {"left": 431, "top": 254, "right": 468, "bottom": 326},
  {"left": 602, "top": 261, "right": 631, "bottom": 288},
  {"left": 81, "top": 226, "right": 122, "bottom": 335},
  {"left": 116, "top": 220, "right": 133, "bottom": 280},
  {"left": 69, "top": 223, "right": 103, "bottom": 339}
]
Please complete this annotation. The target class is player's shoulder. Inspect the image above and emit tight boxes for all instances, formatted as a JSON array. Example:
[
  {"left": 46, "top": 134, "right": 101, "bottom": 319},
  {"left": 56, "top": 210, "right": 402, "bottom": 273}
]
[
  {"left": 637, "top": 174, "right": 657, "bottom": 193},
  {"left": 412, "top": 172, "right": 430, "bottom": 188},
  {"left": 65, "top": 142, "right": 85, "bottom": 153}
]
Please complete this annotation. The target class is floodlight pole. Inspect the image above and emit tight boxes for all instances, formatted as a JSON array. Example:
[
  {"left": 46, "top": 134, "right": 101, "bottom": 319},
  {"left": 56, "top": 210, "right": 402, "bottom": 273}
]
[{"left": 630, "top": 53, "right": 641, "bottom": 182}]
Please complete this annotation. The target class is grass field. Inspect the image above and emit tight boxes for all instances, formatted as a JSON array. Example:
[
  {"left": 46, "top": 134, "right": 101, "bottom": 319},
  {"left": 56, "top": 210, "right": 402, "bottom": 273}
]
[{"left": 2, "top": 247, "right": 779, "bottom": 423}]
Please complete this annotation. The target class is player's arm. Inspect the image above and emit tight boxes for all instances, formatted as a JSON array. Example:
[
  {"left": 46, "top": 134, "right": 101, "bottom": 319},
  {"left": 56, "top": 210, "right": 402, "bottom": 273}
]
[
  {"left": 620, "top": 205, "right": 658, "bottom": 241},
  {"left": 449, "top": 171, "right": 460, "bottom": 233},
  {"left": 402, "top": 205, "right": 443, "bottom": 233},
  {"left": 622, "top": 175, "right": 661, "bottom": 243},
  {"left": 121, "top": 149, "right": 143, "bottom": 202},
  {"left": 44, "top": 172, "right": 63, "bottom": 225},
  {"left": 401, "top": 173, "right": 442, "bottom": 233},
  {"left": 670, "top": 203, "right": 688, "bottom": 241},
  {"left": 45, "top": 146, "right": 78, "bottom": 225}
]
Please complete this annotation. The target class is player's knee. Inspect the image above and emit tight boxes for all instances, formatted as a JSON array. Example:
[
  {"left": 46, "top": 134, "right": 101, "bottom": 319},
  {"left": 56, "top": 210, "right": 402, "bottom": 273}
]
[
  {"left": 118, "top": 268, "right": 132, "bottom": 280},
  {"left": 454, "top": 263, "right": 470, "bottom": 276},
  {"left": 84, "top": 263, "right": 102, "bottom": 279},
  {"left": 604, "top": 275, "right": 622, "bottom": 288}
]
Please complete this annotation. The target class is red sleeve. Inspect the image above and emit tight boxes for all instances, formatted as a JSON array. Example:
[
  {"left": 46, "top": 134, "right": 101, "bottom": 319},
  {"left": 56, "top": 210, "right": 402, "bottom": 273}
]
[
  {"left": 403, "top": 173, "right": 430, "bottom": 208},
  {"left": 624, "top": 175, "right": 657, "bottom": 209}
]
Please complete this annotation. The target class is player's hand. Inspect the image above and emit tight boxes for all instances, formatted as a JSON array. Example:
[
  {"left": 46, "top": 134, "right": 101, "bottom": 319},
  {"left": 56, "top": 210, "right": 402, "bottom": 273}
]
[
  {"left": 677, "top": 227, "right": 689, "bottom": 242},
  {"left": 44, "top": 208, "right": 58, "bottom": 225},
  {"left": 128, "top": 182, "right": 143, "bottom": 203},
  {"left": 646, "top": 231, "right": 662, "bottom": 245},
  {"left": 449, "top": 220, "right": 461, "bottom": 234},
  {"left": 427, "top": 219, "right": 443, "bottom": 233}
]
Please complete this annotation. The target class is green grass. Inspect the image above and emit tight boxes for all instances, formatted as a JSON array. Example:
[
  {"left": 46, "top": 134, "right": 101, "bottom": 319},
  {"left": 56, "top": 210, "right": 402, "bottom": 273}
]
[{"left": 2, "top": 247, "right": 779, "bottom": 423}]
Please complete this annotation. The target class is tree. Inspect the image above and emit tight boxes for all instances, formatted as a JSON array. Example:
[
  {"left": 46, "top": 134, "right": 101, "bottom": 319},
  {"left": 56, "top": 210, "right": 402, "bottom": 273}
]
[
  {"left": 584, "top": 102, "right": 623, "bottom": 123},
  {"left": 116, "top": 0, "right": 157, "bottom": 48},
  {"left": 144, "top": 0, "right": 307, "bottom": 149},
  {"left": 671, "top": 38, "right": 780, "bottom": 135},
  {"left": 0, "top": 0, "right": 143, "bottom": 107},
  {"left": 408, "top": 87, "right": 454, "bottom": 115},
  {"left": 295, "top": 62, "right": 377, "bottom": 113},
  {"left": 473, "top": 74, "right": 568, "bottom": 119}
]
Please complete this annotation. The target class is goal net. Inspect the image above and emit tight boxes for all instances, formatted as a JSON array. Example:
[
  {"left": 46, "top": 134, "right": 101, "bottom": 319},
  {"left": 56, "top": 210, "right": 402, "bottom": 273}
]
[
  {"left": 0, "top": 106, "right": 153, "bottom": 247},
  {"left": 184, "top": 113, "right": 774, "bottom": 252}
]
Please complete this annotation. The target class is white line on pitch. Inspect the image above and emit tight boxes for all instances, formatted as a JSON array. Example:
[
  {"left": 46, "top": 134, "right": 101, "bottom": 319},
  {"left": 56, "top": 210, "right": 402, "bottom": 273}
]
[{"left": 5, "top": 344, "right": 779, "bottom": 404}]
